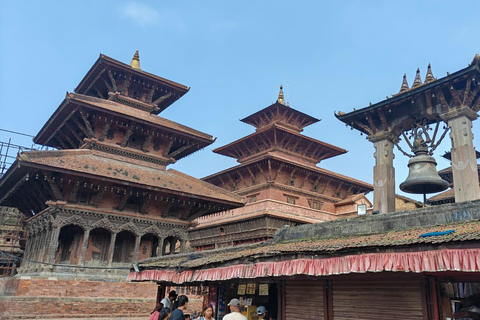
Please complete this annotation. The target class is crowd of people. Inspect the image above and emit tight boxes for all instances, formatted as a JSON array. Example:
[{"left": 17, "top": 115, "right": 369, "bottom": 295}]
[{"left": 149, "top": 291, "right": 270, "bottom": 320}]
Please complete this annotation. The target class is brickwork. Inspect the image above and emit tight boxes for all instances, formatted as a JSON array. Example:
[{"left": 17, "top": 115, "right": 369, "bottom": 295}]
[{"left": 0, "top": 277, "right": 157, "bottom": 319}]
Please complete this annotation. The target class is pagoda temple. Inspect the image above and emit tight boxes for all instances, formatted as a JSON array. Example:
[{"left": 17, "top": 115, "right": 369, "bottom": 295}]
[
  {"left": 189, "top": 86, "right": 373, "bottom": 250},
  {"left": 0, "top": 52, "right": 243, "bottom": 319}
]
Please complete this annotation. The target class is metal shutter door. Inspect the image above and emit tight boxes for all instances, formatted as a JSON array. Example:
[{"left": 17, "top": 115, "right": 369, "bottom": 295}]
[
  {"left": 332, "top": 280, "right": 424, "bottom": 320},
  {"left": 285, "top": 280, "right": 325, "bottom": 320}
]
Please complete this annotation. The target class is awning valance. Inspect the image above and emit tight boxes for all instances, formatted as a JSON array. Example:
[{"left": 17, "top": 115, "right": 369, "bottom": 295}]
[{"left": 127, "top": 248, "right": 480, "bottom": 284}]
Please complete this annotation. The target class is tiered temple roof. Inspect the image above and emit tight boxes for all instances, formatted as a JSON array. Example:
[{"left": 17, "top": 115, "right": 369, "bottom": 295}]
[
  {"left": 214, "top": 86, "right": 346, "bottom": 165},
  {"left": 0, "top": 52, "right": 244, "bottom": 223}
]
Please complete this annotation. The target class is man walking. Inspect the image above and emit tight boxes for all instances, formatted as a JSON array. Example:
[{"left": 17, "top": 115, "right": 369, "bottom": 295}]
[
  {"left": 170, "top": 295, "right": 189, "bottom": 320},
  {"left": 223, "top": 298, "right": 247, "bottom": 320}
]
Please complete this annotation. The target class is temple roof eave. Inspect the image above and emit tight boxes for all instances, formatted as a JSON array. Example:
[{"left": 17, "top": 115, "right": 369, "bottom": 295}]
[
  {"left": 241, "top": 102, "right": 320, "bottom": 129},
  {"left": 202, "top": 154, "right": 373, "bottom": 191},
  {"left": 213, "top": 125, "right": 347, "bottom": 160},
  {"left": 34, "top": 93, "right": 214, "bottom": 146}
]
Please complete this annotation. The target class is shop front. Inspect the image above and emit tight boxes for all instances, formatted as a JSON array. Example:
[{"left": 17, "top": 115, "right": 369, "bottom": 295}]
[{"left": 131, "top": 207, "right": 480, "bottom": 320}]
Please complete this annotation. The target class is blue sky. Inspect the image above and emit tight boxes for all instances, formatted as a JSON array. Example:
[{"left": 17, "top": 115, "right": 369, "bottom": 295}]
[{"left": 1, "top": 1, "right": 479, "bottom": 202}]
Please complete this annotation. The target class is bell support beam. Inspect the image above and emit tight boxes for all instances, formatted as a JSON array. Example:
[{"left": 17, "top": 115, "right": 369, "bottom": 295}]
[
  {"left": 441, "top": 107, "right": 480, "bottom": 202},
  {"left": 369, "top": 132, "right": 397, "bottom": 214}
]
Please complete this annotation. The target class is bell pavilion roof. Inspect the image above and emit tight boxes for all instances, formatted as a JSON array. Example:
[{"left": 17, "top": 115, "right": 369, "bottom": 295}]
[{"left": 335, "top": 54, "right": 480, "bottom": 136}]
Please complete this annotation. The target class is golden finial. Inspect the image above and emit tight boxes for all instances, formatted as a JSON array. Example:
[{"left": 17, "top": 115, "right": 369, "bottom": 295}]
[
  {"left": 399, "top": 74, "right": 409, "bottom": 93},
  {"left": 424, "top": 63, "right": 436, "bottom": 83},
  {"left": 130, "top": 50, "right": 141, "bottom": 70},
  {"left": 412, "top": 68, "right": 422, "bottom": 88},
  {"left": 277, "top": 85, "right": 286, "bottom": 105},
  {"left": 472, "top": 54, "right": 480, "bottom": 66}
]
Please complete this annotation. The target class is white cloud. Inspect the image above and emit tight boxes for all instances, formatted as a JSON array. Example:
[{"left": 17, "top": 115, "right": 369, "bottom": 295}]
[{"left": 119, "top": 2, "right": 161, "bottom": 27}]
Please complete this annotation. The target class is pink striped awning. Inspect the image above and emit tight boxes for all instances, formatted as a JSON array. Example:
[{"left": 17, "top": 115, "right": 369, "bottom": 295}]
[{"left": 127, "top": 248, "right": 480, "bottom": 284}]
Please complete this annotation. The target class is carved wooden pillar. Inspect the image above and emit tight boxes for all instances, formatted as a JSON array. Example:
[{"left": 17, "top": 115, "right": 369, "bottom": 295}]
[
  {"left": 180, "top": 239, "right": 186, "bottom": 253},
  {"left": 78, "top": 229, "right": 91, "bottom": 265},
  {"left": 369, "top": 133, "right": 396, "bottom": 214},
  {"left": 441, "top": 107, "right": 480, "bottom": 202},
  {"left": 133, "top": 235, "right": 141, "bottom": 262},
  {"left": 107, "top": 232, "right": 117, "bottom": 266},
  {"left": 38, "top": 231, "right": 48, "bottom": 263},
  {"left": 34, "top": 233, "right": 43, "bottom": 262},
  {"left": 23, "top": 235, "right": 34, "bottom": 267},
  {"left": 160, "top": 237, "right": 166, "bottom": 256},
  {"left": 46, "top": 226, "right": 61, "bottom": 264}
]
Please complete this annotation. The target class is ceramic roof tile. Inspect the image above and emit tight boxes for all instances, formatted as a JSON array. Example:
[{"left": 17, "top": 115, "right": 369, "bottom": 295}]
[
  {"left": 17, "top": 149, "right": 244, "bottom": 205},
  {"left": 139, "top": 219, "right": 480, "bottom": 269}
]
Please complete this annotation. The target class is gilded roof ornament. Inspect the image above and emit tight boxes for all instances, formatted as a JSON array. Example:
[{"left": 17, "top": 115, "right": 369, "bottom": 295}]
[
  {"left": 472, "top": 54, "right": 480, "bottom": 66},
  {"left": 277, "top": 85, "right": 286, "bottom": 105},
  {"left": 424, "top": 63, "right": 436, "bottom": 83},
  {"left": 399, "top": 74, "right": 409, "bottom": 93},
  {"left": 411, "top": 68, "right": 422, "bottom": 88},
  {"left": 130, "top": 50, "right": 141, "bottom": 70}
]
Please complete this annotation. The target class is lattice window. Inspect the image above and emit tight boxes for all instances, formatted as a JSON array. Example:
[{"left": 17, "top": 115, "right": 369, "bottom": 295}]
[
  {"left": 308, "top": 199, "right": 324, "bottom": 210},
  {"left": 286, "top": 196, "right": 296, "bottom": 205},
  {"left": 247, "top": 195, "right": 257, "bottom": 203}
]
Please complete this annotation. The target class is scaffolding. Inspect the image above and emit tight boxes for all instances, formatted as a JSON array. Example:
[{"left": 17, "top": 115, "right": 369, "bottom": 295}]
[
  {"left": 0, "top": 128, "right": 46, "bottom": 275},
  {"left": 0, "top": 128, "right": 50, "bottom": 177}
]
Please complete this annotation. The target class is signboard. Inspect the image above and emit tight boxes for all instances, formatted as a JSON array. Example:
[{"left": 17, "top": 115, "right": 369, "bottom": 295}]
[
  {"left": 259, "top": 284, "right": 269, "bottom": 296},
  {"left": 246, "top": 283, "right": 256, "bottom": 295},
  {"left": 237, "top": 284, "right": 246, "bottom": 295}
]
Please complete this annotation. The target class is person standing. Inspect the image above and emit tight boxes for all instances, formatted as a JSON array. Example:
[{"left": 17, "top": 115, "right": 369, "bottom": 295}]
[
  {"left": 161, "top": 290, "right": 178, "bottom": 311},
  {"left": 196, "top": 304, "right": 215, "bottom": 320},
  {"left": 223, "top": 299, "right": 247, "bottom": 320},
  {"left": 170, "top": 295, "right": 189, "bottom": 320},
  {"left": 149, "top": 304, "right": 164, "bottom": 320},
  {"left": 256, "top": 306, "right": 267, "bottom": 320}
]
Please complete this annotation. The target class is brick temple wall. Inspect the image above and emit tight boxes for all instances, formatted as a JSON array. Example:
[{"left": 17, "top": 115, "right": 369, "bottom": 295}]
[{"left": 0, "top": 277, "right": 158, "bottom": 319}]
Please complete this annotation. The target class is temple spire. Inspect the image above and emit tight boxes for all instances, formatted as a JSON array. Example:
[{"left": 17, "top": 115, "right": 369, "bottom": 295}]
[
  {"left": 130, "top": 50, "right": 141, "bottom": 70},
  {"left": 424, "top": 63, "right": 436, "bottom": 83},
  {"left": 412, "top": 68, "right": 422, "bottom": 88},
  {"left": 399, "top": 74, "right": 409, "bottom": 93},
  {"left": 277, "top": 85, "right": 286, "bottom": 105}
]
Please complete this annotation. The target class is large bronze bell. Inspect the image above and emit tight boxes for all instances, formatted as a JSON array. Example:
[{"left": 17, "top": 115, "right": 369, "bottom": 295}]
[{"left": 400, "top": 146, "right": 449, "bottom": 195}]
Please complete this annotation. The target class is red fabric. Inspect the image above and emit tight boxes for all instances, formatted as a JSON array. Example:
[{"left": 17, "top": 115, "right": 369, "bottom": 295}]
[{"left": 127, "top": 248, "right": 480, "bottom": 284}]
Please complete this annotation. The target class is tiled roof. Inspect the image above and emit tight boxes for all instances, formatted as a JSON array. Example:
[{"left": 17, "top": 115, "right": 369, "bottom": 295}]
[
  {"left": 139, "top": 219, "right": 480, "bottom": 269},
  {"left": 427, "top": 188, "right": 455, "bottom": 202},
  {"left": 16, "top": 149, "right": 244, "bottom": 205},
  {"left": 333, "top": 194, "right": 369, "bottom": 206}
]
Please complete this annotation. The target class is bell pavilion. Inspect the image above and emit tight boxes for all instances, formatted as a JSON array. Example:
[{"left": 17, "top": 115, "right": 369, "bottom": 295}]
[{"left": 336, "top": 55, "right": 480, "bottom": 213}]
